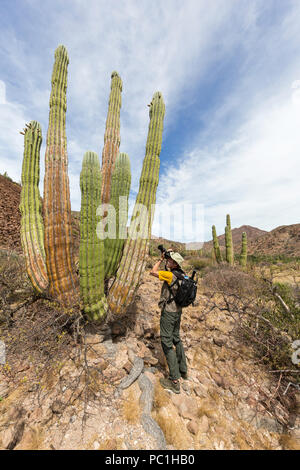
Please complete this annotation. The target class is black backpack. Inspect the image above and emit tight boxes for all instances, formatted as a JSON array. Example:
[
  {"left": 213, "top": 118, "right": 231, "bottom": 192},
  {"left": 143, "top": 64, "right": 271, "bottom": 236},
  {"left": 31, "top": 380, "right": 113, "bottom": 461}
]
[{"left": 167, "top": 270, "right": 197, "bottom": 308}]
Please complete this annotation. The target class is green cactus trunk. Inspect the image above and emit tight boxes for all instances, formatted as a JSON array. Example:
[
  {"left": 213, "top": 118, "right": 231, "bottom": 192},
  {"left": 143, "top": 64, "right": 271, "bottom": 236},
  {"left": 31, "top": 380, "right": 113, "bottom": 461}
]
[
  {"left": 108, "top": 92, "right": 165, "bottom": 315},
  {"left": 80, "top": 152, "right": 107, "bottom": 321},
  {"left": 225, "top": 214, "right": 234, "bottom": 265},
  {"left": 212, "top": 225, "right": 222, "bottom": 263},
  {"left": 19, "top": 121, "right": 48, "bottom": 293},
  {"left": 43, "top": 45, "right": 78, "bottom": 306},
  {"left": 240, "top": 232, "right": 247, "bottom": 267},
  {"left": 101, "top": 71, "right": 122, "bottom": 206},
  {"left": 104, "top": 152, "right": 131, "bottom": 279}
]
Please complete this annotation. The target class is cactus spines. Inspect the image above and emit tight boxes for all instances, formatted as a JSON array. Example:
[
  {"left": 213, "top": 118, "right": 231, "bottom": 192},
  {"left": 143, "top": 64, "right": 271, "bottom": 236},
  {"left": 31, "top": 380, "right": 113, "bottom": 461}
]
[
  {"left": 240, "top": 232, "right": 247, "bottom": 267},
  {"left": 105, "top": 152, "right": 131, "bottom": 279},
  {"left": 212, "top": 225, "right": 222, "bottom": 263},
  {"left": 101, "top": 71, "right": 122, "bottom": 206},
  {"left": 108, "top": 92, "right": 165, "bottom": 315},
  {"left": 80, "top": 152, "right": 107, "bottom": 321},
  {"left": 20, "top": 121, "right": 48, "bottom": 293},
  {"left": 225, "top": 214, "right": 234, "bottom": 265},
  {"left": 43, "top": 45, "right": 78, "bottom": 306}
]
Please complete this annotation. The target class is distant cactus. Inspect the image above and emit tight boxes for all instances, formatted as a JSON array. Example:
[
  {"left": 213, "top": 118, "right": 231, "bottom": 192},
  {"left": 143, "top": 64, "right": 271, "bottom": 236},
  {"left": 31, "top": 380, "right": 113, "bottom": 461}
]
[
  {"left": 225, "top": 214, "right": 234, "bottom": 265},
  {"left": 108, "top": 92, "right": 165, "bottom": 315},
  {"left": 240, "top": 232, "right": 247, "bottom": 267},
  {"left": 212, "top": 225, "right": 222, "bottom": 263},
  {"left": 80, "top": 152, "right": 107, "bottom": 321},
  {"left": 19, "top": 121, "right": 48, "bottom": 293}
]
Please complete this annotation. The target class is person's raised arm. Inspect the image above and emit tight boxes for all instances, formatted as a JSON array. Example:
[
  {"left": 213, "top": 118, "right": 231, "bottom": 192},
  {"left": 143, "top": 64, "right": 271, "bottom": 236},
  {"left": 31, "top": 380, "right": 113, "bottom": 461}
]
[{"left": 150, "top": 255, "right": 164, "bottom": 278}]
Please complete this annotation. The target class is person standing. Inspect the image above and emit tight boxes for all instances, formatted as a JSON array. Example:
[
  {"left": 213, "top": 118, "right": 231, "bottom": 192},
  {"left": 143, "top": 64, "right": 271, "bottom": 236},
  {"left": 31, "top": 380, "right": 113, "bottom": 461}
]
[{"left": 150, "top": 249, "right": 188, "bottom": 394}]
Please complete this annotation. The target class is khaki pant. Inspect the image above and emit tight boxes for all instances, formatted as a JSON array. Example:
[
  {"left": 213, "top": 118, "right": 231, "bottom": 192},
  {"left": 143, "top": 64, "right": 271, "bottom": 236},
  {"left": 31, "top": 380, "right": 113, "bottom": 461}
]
[{"left": 160, "top": 309, "right": 188, "bottom": 381}]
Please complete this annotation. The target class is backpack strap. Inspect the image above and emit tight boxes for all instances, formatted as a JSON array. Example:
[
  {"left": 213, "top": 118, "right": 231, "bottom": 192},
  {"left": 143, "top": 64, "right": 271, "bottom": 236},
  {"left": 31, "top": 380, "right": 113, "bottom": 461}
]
[{"left": 166, "top": 270, "right": 184, "bottom": 304}]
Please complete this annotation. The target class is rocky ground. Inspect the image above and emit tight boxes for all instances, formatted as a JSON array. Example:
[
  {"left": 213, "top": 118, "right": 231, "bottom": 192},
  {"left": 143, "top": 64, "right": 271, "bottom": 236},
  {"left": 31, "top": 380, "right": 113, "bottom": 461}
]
[{"left": 0, "top": 263, "right": 299, "bottom": 451}]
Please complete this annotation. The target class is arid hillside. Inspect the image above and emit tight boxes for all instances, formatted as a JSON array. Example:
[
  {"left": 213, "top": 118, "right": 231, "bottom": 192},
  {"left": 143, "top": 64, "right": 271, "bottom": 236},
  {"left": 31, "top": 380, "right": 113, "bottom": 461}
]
[
  {"left": 0, "top": 175, "right": 22, "bottom": 253},
  {"left": 247, "top": 224, "right": 300, "bottom": 257}
]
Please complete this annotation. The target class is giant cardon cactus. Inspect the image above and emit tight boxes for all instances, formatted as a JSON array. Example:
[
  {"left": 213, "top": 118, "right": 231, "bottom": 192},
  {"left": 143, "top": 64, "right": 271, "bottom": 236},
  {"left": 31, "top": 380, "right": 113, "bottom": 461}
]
[{"left": 19, "top": 45, "right": 165, "bottom": 321}]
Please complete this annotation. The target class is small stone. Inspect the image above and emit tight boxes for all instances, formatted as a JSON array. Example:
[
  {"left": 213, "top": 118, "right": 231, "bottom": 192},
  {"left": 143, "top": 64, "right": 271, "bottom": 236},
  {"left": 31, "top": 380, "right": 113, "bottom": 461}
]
[
  {"left": 51, "top": 399, "right": 64, "bottom": 414},
  {"left": 194, "top": 384, "right": 208, "bottom": 398},
  {"left": 198, "top": 415, "right": 209, "bottom": 433},
  {"left": 213, "top": 336, "right": 226, "bottom": 347},
  {"left": 93, "top": 441, "right": 100, "bottom": 450},
  {"left": 123, "top": 361, "right": 132, "bottom": 373},
  {"left": 187, "top": 420, "right": 199, "bottom": 435},
  {"left": 0, "top": 383, "right": 9, "bottom": 398}
]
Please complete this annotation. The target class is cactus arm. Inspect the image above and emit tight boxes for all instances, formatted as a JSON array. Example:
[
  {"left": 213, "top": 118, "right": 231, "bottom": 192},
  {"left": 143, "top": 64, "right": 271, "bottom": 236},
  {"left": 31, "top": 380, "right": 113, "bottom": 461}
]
[
  {"left": 43, "top": 45, "right": 78, "bottom": 306},
  {"left": 104, "top": 152, "right": 131, "bottom": 278},
  {"left": 80, "top": 152, "right": 107, "bottom": 321},
  {"left": 212, "top": 225, "right": 222, "bottom": 263},
  {"left": 108, "top": 92, "right": 165, "bottom": 315},
  {"left": 240, "top": 232, "right": 247, "bottom": 267},
  {"left": 101, "top": 71, "right": 122, "bottom": 205},
  {"left": 19, "top": 121, "right": 48, "bottom": 293}
]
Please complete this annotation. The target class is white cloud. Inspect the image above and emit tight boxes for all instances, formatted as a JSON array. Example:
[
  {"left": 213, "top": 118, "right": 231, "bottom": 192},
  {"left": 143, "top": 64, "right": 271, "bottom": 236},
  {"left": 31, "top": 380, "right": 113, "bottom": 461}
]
[
  {"left": 156, "top": 82, "right": 300, "bottom": 241},
  {"left": 0, "top": 81, "right": 6, "bottom": 104}
]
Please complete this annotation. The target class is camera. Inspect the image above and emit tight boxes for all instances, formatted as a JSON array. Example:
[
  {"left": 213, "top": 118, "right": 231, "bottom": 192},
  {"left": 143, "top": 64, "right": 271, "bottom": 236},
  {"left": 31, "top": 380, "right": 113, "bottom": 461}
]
[{"left": 157, "top": 244, "right": 171, "bottom": 259}]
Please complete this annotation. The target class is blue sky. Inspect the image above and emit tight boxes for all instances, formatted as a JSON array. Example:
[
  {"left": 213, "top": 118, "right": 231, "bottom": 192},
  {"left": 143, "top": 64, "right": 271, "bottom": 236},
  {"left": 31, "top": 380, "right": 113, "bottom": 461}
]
[{"left": 0, "top": 0, "right": 299, "bottom": 243}]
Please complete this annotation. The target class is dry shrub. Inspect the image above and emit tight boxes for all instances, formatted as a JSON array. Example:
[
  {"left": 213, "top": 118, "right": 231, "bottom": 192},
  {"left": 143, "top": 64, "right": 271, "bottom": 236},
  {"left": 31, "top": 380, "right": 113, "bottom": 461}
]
[{"left": 202, "top": 265, "right": 299, "bottom": 384}]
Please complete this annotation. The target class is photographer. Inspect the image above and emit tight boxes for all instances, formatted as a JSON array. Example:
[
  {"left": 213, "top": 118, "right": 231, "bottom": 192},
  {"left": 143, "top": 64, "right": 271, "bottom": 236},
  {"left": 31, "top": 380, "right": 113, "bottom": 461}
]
[{"left": 150, "top": 247, "right": 188, "bottom": 394}]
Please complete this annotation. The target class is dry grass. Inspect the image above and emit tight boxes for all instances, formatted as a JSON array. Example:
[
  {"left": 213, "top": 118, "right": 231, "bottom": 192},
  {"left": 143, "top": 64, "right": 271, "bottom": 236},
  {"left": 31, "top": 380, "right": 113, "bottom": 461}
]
[
  {"left": 18, "top": 426, "right": 45, "bottom": 450},
  {"left": 0, "top": 384, "right": 25, "bottom": 415},
  {"left": 152, "top": 382, "right": 169, "bottom": 410},
  {"left": 122, "top": 387, "right": 141, "bottom": 424},
  {"left": 98, "top": 438, "right": 122, "bottom": 450},
  {"left": 279, "top": 434, "right": 300, "bottom": 450},
  {"left": 154, "top": 408, "right": 191, "bottom": 449},
  {"left": 197, "top": 399, "right": 218, "bottom": 421}
]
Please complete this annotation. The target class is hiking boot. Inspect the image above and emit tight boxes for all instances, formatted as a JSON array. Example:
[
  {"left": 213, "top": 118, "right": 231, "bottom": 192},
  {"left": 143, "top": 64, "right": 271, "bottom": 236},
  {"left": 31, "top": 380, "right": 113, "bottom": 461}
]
[
  {"left": 180, "top": 372, "right": 188, "bottom": 380},
  {"left": 159, "top": 377, "right": 180, "bottom": 394}
]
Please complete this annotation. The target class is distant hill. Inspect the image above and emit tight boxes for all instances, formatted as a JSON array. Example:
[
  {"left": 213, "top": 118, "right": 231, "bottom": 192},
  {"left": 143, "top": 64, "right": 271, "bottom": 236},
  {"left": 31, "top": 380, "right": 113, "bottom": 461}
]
[
  {"left": 248, "top": 224, "right": 300, "bottom": 257},
  {"left": 0, "top": 174, "right": 22, "bottom": 252}
]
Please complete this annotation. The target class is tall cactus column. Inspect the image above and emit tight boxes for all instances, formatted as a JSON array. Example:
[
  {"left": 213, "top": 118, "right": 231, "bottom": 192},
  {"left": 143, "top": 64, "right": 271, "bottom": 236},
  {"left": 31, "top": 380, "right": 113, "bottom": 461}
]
[
  {"left": 43, "top": 45, "right": 78, "bottom": 306},
  {"left": 212, "top": 225, "right": 222, "bottom": 263},
  {"left": 225, "top": 214, "right": 234, "bottom": 265},
  {"left": 20, "top": 121, "right": 48, "bottom": 293},
  {"left": 108, "top": 92, "right": 165, "bottom": 315},
  {"left": 240, "top": 232, "right": 247, "bottom": 267},
  {"left": 101, "top": 71, "right": 122, "bottom": 205},
  {"left": 80, "top": 152, "right": 107, "bottom": 321}
]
